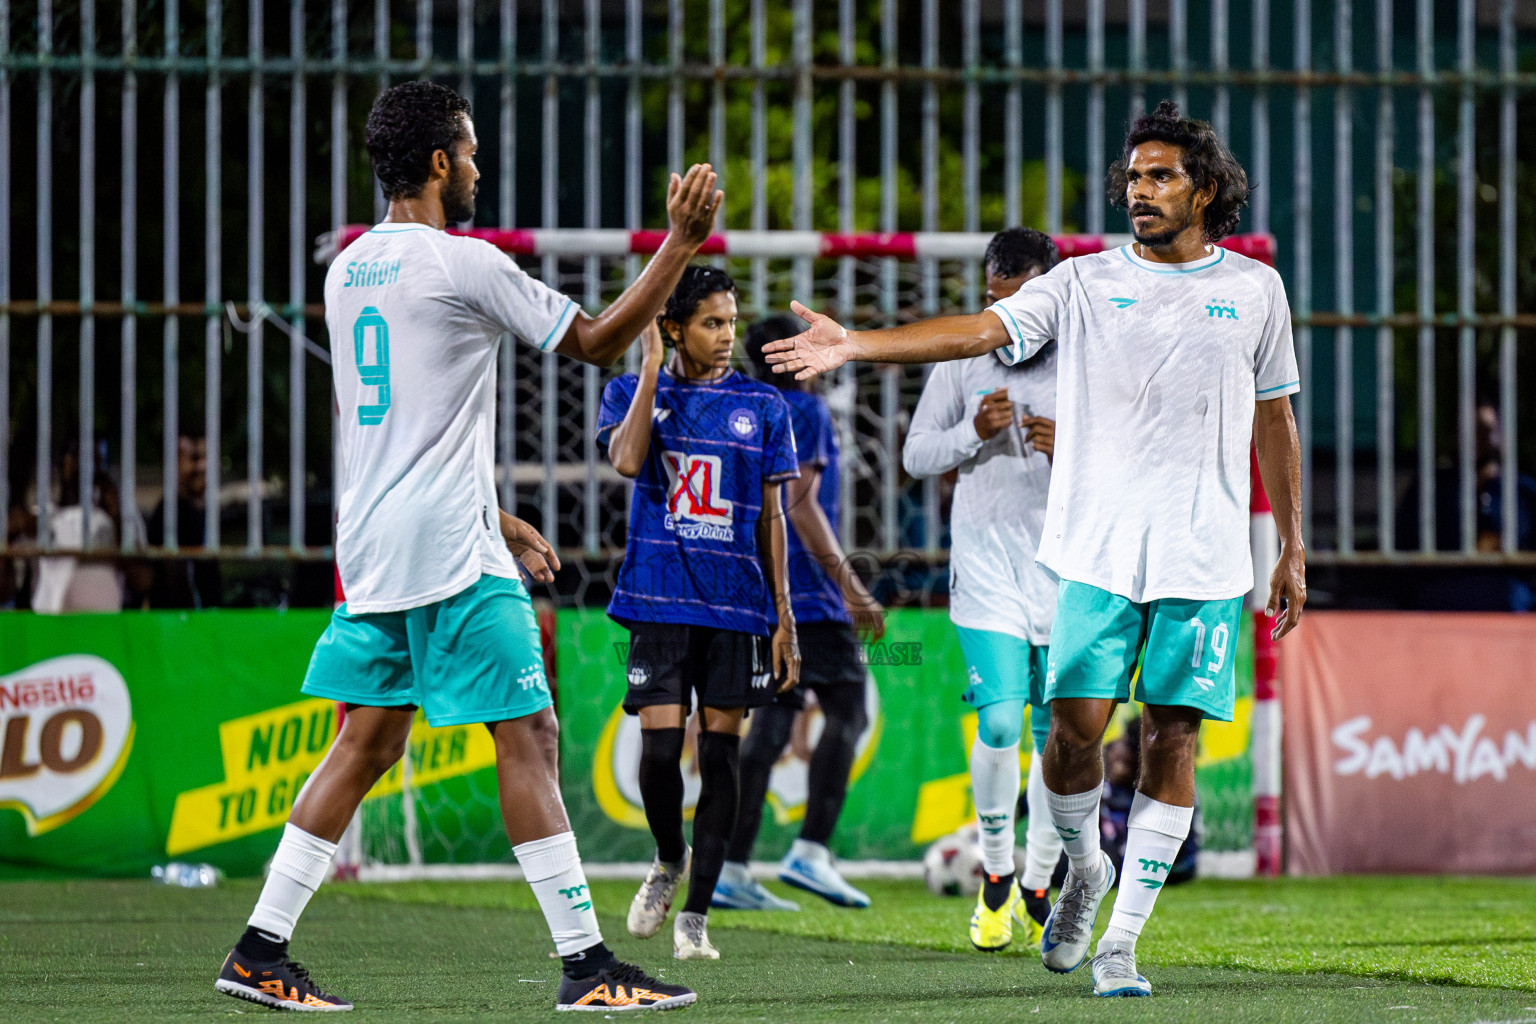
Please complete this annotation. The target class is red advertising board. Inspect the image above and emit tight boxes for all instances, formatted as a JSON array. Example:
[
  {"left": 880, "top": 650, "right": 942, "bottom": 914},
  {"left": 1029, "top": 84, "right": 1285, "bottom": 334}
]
[{"left": 1285, "top": 612, "right": 1536, "bottom": 874}]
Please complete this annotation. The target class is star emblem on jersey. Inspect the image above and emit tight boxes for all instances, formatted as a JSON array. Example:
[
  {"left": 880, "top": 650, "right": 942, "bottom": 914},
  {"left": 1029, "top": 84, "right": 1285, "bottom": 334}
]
[{"left": 1108, "top": 296, "right": 1138, "bottom": 309}]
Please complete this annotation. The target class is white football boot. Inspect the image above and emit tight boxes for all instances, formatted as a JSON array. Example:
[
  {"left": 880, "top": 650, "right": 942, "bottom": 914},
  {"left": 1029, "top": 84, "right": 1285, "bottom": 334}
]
[{"left": 627, "top": 848, "right": 690, "bottom": 939}]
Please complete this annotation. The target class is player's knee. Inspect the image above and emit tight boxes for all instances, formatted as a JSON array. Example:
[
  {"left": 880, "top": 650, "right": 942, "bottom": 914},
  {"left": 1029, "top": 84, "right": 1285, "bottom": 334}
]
[
  {"left": 975, "top": 704, "right": 1022, "bottom": 749},
  {"left": 493, "top": 709, "right": 561, "bottom": 770},
  {"left": 741, "top": 707, "right": 793, "bottom": 765},
  {"left": 339, "top": 726, "right": 408, "bottom": 778},
  {"left": 835, "top": 704, "right": 869, "bottom": 743},
  {"left": 1046, "top": 712, "right": 1101, "bottom": 754}
]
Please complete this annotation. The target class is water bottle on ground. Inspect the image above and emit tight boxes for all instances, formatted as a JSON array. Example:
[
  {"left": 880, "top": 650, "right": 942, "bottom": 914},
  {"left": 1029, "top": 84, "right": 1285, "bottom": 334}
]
[{"left": 151, "top": 862, "right": 223, "bottom": 887}]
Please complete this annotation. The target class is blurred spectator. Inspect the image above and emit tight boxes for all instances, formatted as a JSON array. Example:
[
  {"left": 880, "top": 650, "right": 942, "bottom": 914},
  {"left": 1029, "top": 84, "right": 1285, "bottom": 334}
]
[
  {"left": 144, "top": 434, "right": 224, "bottom": 608},
  {"left": 32, "top": 438, "right": 147, "bottom": 613},
  {"left": 1396, "top": 399, "right": 1536, "bottom": 610}
]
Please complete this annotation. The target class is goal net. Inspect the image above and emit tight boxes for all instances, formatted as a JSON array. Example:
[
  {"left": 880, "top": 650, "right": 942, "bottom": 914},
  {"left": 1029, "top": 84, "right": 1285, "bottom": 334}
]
[{"left": 323, "top": 230, "right": 1276, "bottom": 881}]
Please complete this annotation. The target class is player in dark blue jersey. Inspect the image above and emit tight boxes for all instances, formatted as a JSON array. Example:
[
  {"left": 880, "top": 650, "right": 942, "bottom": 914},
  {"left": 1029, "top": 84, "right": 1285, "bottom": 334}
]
[
  {"left": 710, "top": 315, "right": 888, "bottom": 912},
  {"left": 597, "top": 266, "right": 801, "bottom": 960}
]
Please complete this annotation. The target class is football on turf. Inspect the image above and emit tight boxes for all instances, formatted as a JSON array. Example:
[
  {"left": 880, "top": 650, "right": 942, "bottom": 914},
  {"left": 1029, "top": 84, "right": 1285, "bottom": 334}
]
[{"left": 922, "top": 825, "right": 984, "bottom": 896}]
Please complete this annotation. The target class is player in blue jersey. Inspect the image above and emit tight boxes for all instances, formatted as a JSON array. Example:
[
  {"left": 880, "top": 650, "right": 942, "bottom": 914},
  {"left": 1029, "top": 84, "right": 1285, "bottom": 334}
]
[
  {"left": 598, "top": 267, "right": 802, "bottom": 960},
  {"left": 709, "top": 314, "right": 887, "bottom": 912}
]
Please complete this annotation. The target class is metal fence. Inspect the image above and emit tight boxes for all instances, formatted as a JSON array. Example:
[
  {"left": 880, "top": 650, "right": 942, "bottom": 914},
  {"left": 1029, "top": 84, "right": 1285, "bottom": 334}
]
[{"left": 1, "top": 1, "right": 1534, "bottom": 594}]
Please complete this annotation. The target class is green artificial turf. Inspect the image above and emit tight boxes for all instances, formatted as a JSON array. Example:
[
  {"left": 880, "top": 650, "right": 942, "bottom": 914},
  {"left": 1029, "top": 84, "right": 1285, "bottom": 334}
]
[{"left": 2, "top": 876, "right": 1534, "bottom": 1023}]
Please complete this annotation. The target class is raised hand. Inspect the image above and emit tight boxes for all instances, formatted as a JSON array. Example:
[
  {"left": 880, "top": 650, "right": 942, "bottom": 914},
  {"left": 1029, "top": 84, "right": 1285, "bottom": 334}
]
[
  {"left": 762, "top": 301, "right": 852, "bottom": 381},
  {"left": 666, "top": 164, "right": 723, "bottom": 250},
  {"left": 640, "top": 318, "right": 666, "bottom": 372}
]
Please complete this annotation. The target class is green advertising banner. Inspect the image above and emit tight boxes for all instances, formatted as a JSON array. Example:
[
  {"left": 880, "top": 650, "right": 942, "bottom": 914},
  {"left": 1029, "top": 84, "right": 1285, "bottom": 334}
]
[
  {"left": 1, "top": 608, "right": 1252, "bottom": 879},
  {"left": 0, "top": 612, "right": 501, "bottom": 879}
]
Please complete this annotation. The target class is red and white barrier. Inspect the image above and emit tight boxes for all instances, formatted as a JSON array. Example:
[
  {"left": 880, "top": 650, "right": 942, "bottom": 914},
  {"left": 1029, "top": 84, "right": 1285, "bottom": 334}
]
[
  {"left": 1248, "top": 446, "right": 1282, "bottom": 877},
  {"left": 317, "top": 227, "right": 1277, "bottom": 265}
]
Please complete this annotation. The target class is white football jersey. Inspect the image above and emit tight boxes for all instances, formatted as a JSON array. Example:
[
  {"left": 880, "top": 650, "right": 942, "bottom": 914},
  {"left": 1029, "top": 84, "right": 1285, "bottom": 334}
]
[
  {"left": 987, "top": 244, "right": 1299, "bottom": 603},
  {"left": 904, "top": 350, "right": 1058, "bottom": 645},
  {"left": 324, "top": 225, "right": 579, "bottom": 613}
]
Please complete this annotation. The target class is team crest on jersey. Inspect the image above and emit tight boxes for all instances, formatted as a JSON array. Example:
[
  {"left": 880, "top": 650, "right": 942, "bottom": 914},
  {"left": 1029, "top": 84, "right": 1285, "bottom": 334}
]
[
  {"left": 726, "top": 407, "right": 758, "bottom": 439},
  {"left": 1204, "top": 298, "right": 1240, "bottom": 320},
  {"left": 661, "top": 451, "right": 735, "bottom": 541}
]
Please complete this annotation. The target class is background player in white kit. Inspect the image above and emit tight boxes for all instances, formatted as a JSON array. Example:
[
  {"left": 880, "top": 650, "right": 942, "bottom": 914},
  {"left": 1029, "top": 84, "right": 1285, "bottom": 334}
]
[
  {"left": 764, "top": 101, "right": 1305, "bottom": 999},
  {"left": 903, "top": 228, "right": 1064, "bottom": 954},
  {"left": 214, "top": 82, "right": 721, "bottom": 1013}
]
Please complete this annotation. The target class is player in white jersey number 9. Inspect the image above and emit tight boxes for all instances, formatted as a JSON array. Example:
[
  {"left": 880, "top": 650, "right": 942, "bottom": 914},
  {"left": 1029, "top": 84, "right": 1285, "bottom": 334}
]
[{"left": 216, "top": 82, "right": 720, "bottom": 1015}]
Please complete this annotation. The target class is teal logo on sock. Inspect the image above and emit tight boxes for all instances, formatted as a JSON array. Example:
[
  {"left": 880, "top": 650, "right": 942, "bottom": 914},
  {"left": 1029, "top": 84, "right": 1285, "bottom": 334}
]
[
  {"left": 978, "top": 812, "right": 1009, "bottom": 834},
  {"left": 1138, "top": 878, "right": 1164, "bottom": 890},
  {"left": 1055, "top": 826, "right": 1081, "bottom": 840},
  {"left": 559, "top": 884, "right": 589, "bottom": 899},
  {"left": 1137, "top": 859, "right": 1171, "bottom": 875}
]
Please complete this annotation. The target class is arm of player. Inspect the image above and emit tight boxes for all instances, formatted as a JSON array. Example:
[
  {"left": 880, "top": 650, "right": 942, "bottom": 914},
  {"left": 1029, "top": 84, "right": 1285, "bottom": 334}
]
[
  {"left": 552, "top": 164, "right": 722, "bottom": 367},
  {"left": 762, "top": 302, "right": 1011, "bottom": 381},
  {"left": 904, "top": 364, "right": 993, "bottom": 478},
  {"left": 603, "top": 322, "right": 666, "bottom": 479},
  {"left": 783, "top": 467, "right": 886, "bottom": 640},
  {"left": 759, "top": 482, "right": 802, "bottom": 692},
  {"left": 1254, "top": 396, "right": 1306, "bottom": 641}
]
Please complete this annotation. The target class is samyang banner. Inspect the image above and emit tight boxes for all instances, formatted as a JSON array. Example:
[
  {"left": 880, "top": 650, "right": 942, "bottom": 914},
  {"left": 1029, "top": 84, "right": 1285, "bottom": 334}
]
[{"left": 1284, "top": 612, "right": 1536, "bottom": 875}]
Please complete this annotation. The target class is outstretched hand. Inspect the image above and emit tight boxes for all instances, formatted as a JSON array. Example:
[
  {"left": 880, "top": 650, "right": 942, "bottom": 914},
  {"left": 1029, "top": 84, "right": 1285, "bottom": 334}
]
[
  {"left": 761, "top": 301, "right": 852, "bottom": 381},
  {"left": 500, "top": 511, "right": 562, "bottom": 584},
  {"left": 666, "top": 164, "right": 723, "bottom": 250}
]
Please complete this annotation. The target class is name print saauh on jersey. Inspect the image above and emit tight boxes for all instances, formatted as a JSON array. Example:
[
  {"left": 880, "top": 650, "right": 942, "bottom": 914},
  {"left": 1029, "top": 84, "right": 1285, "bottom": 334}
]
[{"left": 341, "top": 258, "right": 403, "bottom": 288}]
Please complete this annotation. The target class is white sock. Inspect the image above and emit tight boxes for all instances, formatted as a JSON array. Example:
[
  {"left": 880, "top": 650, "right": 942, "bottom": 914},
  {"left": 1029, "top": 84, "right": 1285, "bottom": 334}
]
[
  {"left": 789, "top": 837, "right": 829, "bottom": 863},
  {"left": 1045, "top": 784, "right": 1103, "bottom": 877},
  {"left": 1100, "top": 792, "right": 1193, "bottom": 954},
  {"left": 720, "top": 860, "right": 751, "bottom": 884},
  {"left": 247, "top": 823, "right": 339, "bottom": 941},
  {"left": 514, "top": 832, "right": 603, "bottom": 956},
  {"left": 1021, "top": 756, "right": 1064, "bottom": 892},
  {"left": 969, "top": 737, "right": 1021, "bottom": 877}
]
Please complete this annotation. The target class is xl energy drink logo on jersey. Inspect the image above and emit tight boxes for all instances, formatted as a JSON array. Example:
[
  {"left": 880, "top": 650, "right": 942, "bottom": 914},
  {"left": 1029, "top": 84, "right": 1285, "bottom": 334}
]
[
  {"left": 661, "top": 450, "right": 735, "bottom": 542},
  {"left": 0, "top": 655, "right": 135, "bottom": 835}
]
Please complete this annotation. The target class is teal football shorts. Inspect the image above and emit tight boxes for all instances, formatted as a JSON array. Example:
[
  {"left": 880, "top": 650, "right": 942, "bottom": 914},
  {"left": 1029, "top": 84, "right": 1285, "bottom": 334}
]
[
  {"left": 301, "top": 573, "right": 552, "bottom": 727},
  {"left": 955, "top": 625, "right": 1052, "bottom": 754},
  {"left": 1044, "top": 579, "right": 1243, "bottom": 722}
]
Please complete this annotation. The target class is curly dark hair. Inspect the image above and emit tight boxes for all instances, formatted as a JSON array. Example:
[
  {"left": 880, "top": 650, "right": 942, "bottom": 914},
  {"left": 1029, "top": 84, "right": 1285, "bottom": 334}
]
[
  {"left": 365, "top": 82, "right": 473, "bottom": 202},
  {"left": 741, "top": 313, "right": 803, "bottom": 388},
  {"left": 983, "top": 227, "right": 1060, "bottom": 279},
  {"left": 658, "top": 265, "right": 738, "bottom": 346},
  {"left": 1106, "top": 99, "right": 1251, "bottom": 242}
]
